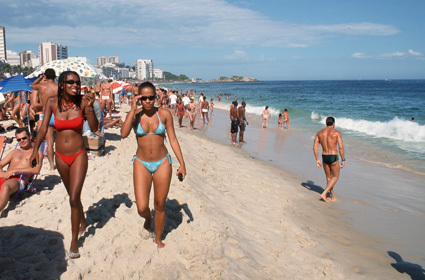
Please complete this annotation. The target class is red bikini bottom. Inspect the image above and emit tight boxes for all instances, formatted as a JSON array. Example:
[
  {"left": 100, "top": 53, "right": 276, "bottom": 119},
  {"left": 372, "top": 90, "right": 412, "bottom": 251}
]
[{"left": 56, "top": 149, "right": 86, "bottom": 166}]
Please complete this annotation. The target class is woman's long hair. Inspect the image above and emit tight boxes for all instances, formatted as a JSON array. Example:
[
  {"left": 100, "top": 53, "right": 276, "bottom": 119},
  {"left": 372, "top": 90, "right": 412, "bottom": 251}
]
[{"left": 57, "top": 71, "right": 82, "bottom": 112}]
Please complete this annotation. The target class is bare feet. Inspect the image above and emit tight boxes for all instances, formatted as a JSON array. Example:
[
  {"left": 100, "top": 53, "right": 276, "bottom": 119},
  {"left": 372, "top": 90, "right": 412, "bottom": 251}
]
[
  {"left": 320, "top": 195, "right": 329, "bottom": 202},
  {"left": 156, "top": 238, "right": 165, "bottom": 248}
]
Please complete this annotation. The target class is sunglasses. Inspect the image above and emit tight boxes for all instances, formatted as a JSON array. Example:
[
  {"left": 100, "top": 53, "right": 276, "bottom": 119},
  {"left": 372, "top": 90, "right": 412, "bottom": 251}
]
[
  {"left": 140, "top": 95, "right": 156, "bottom": 101},
  {"left": 65, "top": 80, "right": 81, "bottom": 85},
  {"left": 17, "top": 136, "right": 28, "bottom": 142}
]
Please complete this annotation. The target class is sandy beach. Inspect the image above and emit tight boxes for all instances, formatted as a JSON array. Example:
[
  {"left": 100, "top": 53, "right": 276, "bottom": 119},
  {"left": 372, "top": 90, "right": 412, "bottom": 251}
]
[{"left": 0, "top": 103, "right": 412, "bottom": 279}]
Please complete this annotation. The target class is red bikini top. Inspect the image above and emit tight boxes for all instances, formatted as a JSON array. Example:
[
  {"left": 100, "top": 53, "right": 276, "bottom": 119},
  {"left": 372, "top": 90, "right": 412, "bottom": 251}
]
[{"left": 54, "top": 105, "right": 84, "bottom": 131}]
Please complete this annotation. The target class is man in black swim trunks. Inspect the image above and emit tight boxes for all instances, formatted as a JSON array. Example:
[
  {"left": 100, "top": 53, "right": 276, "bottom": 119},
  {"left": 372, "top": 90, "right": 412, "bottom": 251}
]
[
  {"left": 230, "top": 101, "right": 240, "bottom": 145},
  {"left": 313, "top": 116, "right": 345, "bottom": 202}
]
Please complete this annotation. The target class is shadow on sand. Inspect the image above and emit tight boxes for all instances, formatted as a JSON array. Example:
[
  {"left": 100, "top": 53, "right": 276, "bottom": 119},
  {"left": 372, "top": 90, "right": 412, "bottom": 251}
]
[
  {"left": 0, "top": 225, "right": 67, "bottom": 279},
  {"left": 1, "top": 174, "right": 62, "bottom": 218},
  {"left": 80, "top": 193, "right": 132, "bottom": 245},
  {"left": 388, "top": 251, "right": 425, "bottom": 280},
  {"left": 152, "top": 198, "right": 193, "bottom": 240},
  {"left": 301, "top": 180, "right": 324, "bottom": 194}
]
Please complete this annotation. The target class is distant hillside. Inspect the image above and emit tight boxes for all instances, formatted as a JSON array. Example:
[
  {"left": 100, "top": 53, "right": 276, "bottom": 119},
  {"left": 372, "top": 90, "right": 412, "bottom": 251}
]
[
  {"left": 212, "top": 76, "right": 259, "bottom": 82},
  {"left": 163, "top": 71, "right": 190, "bottom": 81}
]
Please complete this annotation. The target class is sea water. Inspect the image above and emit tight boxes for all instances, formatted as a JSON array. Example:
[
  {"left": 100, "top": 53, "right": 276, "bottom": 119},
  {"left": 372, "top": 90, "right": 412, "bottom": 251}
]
[
  {"left": 166, "top": 80, "right": 425, "bottom": 175},
  {"left": 164, "top": 80, "right": 425, "bottom": 263}
]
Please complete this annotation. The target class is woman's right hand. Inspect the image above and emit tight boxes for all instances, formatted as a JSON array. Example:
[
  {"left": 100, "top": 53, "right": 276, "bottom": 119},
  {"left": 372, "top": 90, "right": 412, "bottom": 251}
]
[
  {"left": 131, "top": 95, "right": 141, "bottom": 111},
  {"left": 29, "top": 150, "right": 40, "bottom": 168}
]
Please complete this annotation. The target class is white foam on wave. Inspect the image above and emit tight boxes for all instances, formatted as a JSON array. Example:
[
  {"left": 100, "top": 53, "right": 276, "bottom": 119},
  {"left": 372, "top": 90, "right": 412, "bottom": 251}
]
[
  {"left": 312, "top": 113, "right": 425, "bottom": 143},
  {"left": 214, "top": 102, "right": 281, "bottom": 116}
]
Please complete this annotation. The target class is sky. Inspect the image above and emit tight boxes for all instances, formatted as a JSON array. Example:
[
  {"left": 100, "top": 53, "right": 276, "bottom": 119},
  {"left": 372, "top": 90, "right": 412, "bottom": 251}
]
[{"left": 1, "top": 0, "right": 425, "bottom": 80}]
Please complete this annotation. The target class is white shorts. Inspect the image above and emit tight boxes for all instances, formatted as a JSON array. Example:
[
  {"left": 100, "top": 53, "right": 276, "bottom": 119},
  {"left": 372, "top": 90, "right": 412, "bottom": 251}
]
[
  {"left": 202, "top": 109, "right": 208, "bottom": 113},
  {"left": 102, "top": 96, "right": 110, "bottom": 100}
]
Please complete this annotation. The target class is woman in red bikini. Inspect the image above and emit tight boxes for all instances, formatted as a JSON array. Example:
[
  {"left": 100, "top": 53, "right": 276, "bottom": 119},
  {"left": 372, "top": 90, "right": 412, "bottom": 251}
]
[{"left": 29, "top": 71, "right": 98, "bottom": 259}]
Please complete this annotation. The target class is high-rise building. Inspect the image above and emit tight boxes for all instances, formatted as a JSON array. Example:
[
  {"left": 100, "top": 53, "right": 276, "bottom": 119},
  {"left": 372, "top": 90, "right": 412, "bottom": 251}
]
[
  {"left": 6, "top": 50, "right": 20, "bottom": 66},
  {"left": 0, "top": 26, "right": 6, "bottom": 62},
  {"left": 153, "top": 68, "right": 164, "bottom": 80},
  {"left": 135, "top": 59, "right": 153, "bottom": 80},
  {"left": 38, "top": 42, "right": 68, "bottom": 65},
  {"left": 97, "top": 56, "right": 119, "bottom": 66},
  {"left": 20, "top": 50, "right": 35, "bottom": 67}
]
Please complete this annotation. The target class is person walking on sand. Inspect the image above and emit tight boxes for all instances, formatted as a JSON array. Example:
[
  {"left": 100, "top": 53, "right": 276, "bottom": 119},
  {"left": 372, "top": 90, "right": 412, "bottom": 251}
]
[
  {"left": 313, "top": 116, "right": 345, "bottom": 202},
  {"left": 121, "top": 81, "right": 186, "bottom": 248},
  {"left": 230, "top": 101, "right": 240, "bottom": 145},
  {"left": 30, "top": 71, "right": 98, "bottom": 258},
  {"left": 201, "top": 96, "right": 210, "bottom": 125},
  {"left": 31, "top": 68, "right": 58, "bottom": 170},
  {"left": 187, "top": 96, "right": 197, "bottom": 130},
  {"left": 261, "top": 106, "right": 271, "bottom": 128},
  {"left": 238, "top": 101, "right": 248, "bottom": 143}
]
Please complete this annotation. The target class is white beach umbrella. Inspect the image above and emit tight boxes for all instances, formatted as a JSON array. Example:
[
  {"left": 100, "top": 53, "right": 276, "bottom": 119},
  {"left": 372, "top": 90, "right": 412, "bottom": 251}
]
[{"left": 28, "top": 59, "right": 107, "bottom": 86}]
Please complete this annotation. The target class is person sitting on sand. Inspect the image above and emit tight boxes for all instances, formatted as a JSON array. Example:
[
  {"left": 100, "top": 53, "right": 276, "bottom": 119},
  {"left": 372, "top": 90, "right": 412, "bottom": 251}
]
[
  {"left": 261, "top": 106, "right": 271, "bottom": 128},
  {"left": 0, "top": 127, "right": 43, "bottom": 212},
  {"left": 313, "top": 116, "right": 345, "bottom": 202},
  {"left": 30, "top": 71, "right": 98, "bottom": 258},
  {"left": 121, "top": 81, "right": 186, "bottom": 248}
]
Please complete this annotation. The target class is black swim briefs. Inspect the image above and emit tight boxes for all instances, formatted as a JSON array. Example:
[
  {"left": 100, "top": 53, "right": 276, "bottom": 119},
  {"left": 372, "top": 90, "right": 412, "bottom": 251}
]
[{"left": 322, "top": 154, "right": 338, "bottom": 165}]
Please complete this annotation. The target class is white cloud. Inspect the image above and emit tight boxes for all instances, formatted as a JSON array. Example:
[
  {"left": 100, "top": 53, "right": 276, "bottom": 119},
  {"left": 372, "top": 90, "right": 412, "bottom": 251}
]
[
  {"left": 408, "top": 49, "right": 423, "bottom": 56},
  {"left": 225, "top": 50, "right": 247, "bottom": 60},
  {"left": 380, "top": 52, "right": 406, "bottom": 58},
  {"left": 3, "top": 0, "right": 400, "bottom": 49},
  {"left": 352, "top": 52, "right": 369, "bottom": 58}
]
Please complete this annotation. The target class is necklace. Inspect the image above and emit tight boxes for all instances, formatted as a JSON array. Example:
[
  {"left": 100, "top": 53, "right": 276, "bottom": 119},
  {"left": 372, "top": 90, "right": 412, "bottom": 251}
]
[{"left": 62, "top": 101, "right": 74, "bottom": 110}]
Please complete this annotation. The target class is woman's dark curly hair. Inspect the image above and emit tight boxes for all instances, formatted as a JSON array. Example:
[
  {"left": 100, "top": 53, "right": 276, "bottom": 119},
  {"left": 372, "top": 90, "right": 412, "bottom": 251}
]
[{"left": 57, "top": 71, "right": 82, "bottom": 112}]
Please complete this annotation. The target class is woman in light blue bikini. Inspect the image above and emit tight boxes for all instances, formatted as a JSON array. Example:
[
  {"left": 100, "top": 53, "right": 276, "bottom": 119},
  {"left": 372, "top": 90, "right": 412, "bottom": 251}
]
[{"left": 121, "top": 81, "right": 186, "bottom": 248}]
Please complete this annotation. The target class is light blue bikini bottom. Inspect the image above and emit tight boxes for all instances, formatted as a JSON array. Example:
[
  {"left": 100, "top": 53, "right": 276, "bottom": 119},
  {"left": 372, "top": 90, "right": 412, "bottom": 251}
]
[{"left": 132, "top": 153, "right": 173, "bottom": 174}]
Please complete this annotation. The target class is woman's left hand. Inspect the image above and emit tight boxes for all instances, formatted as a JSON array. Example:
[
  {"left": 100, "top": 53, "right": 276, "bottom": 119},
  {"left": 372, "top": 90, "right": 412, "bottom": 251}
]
[{"left": 176, "top": 165, "right": 186, "bottom": 180}]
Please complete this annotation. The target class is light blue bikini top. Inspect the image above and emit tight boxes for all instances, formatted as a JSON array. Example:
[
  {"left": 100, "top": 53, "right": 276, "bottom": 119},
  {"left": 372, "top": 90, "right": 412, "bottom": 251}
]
[{"left": 136, "top": 110, "right": 166, "bottom": 136}]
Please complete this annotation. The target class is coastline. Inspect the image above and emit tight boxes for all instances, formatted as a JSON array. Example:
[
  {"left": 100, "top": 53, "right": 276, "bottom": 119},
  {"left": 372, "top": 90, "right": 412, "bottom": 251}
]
[{"left": 0, "top": 103, "right": 416, "bottom": 278}]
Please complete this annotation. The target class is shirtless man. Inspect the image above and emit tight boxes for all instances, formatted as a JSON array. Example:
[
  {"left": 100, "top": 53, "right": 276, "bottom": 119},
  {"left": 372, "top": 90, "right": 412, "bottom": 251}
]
[
  {"left": 238, "top": 101, "right": 248, "bottom": 143},
  {"left": 201, "top": 96, "right": 209, "bottom": 125},
  {"left": 31, "top": 68, "right": 57, "bottom": 170},
  {"left": 230, "top": 101, "right": 240, "bottom": 145},
  {"left": 187, "top": 96, "right": 197, "bottom": 130},
  {"left": 0, "top": 127, "right": 43, "bottom": 212},
  {"left": 313, "top": 116, "right": 345, "bottom": 202},
  {"left": 100, "top": 79, "right": 113, "bottom": 121}
]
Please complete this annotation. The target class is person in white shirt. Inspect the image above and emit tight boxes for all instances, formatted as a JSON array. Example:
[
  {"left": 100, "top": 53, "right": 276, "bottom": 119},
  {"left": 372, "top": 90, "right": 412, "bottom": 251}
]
[{"left": 169, "top": 91, "right": 178, "bottom": 116}]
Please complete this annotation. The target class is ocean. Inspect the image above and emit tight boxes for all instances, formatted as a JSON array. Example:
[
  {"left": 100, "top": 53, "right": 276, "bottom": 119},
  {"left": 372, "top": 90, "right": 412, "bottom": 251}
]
[
  {"left": 164, "top": 80, "right": 425, "bottom": 263},
  {"left": 166, "top": 80, "right": 425, "bottom": 175}
]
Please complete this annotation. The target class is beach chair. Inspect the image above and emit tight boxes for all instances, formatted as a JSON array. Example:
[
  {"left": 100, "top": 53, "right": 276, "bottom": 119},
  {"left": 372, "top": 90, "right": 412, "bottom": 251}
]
[{"left": 12, "top": 140, "right": 48, "bottom": 201}]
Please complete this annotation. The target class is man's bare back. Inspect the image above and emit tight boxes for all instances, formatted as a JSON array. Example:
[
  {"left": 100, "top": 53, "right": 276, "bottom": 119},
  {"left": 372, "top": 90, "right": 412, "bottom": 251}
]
[{"left": 313, "top": 117, "right": 345, "bottom": 202}]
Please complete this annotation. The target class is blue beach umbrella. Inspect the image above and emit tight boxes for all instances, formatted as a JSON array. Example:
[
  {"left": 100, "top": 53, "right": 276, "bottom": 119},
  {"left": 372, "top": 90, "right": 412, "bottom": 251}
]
[{"left": 0, "top": 75, "right": 36, "bottom": 93}]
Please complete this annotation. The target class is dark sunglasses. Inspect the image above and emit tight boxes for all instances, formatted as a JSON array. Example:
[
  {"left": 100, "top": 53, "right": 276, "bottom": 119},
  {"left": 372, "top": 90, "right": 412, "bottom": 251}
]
[
  {"left": 65, "top": 80, "right": 81, "bottom": 85},
  {"left": 17, "top": 136, "right": 28, "bottom": 142},
  {"left": 140, "top": 95, "right": 156, "bottom": 101}
]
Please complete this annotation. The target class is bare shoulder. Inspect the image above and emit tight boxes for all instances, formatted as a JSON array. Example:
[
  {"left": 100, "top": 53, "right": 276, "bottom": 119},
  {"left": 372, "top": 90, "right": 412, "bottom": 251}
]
[{"left": 158, "top": 107, "right": 172, "bottom": 118}]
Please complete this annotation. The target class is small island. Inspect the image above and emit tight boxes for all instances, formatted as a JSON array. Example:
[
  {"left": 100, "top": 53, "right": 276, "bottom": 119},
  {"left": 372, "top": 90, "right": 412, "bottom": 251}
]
[{"left": 211, "top": 76, "right": 259, "bottom": 82}]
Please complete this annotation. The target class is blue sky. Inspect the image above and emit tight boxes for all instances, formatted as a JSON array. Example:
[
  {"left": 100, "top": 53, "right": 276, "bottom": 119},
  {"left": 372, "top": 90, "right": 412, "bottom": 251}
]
[{"left": 1, "top": 0, "right": 424, "bottom": 80}]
